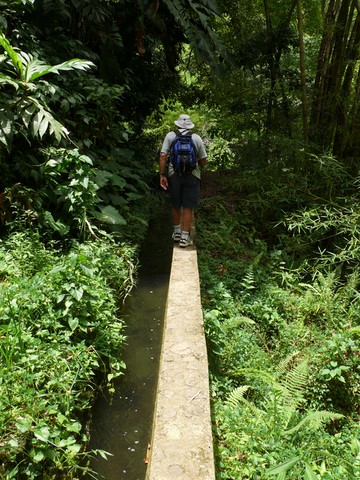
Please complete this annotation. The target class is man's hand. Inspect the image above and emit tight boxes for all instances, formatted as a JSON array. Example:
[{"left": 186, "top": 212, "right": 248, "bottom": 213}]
[{"left": 160, "top": 175, "right": 168, "bottom": 191}]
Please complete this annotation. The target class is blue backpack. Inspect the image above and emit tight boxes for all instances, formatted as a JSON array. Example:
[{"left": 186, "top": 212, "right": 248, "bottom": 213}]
[{"left": 170, "top": 130, "right": 197, "bottom": 174}]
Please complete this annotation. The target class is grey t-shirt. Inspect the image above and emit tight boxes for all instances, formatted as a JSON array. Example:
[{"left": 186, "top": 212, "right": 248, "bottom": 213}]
[{"left": 161, "top": 129, "right": 207, "bottom": 179}]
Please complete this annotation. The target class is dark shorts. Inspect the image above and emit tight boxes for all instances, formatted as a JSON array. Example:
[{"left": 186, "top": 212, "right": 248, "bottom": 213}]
[{"left": 168, "top": 174, "right": 200, "bottom": 209}]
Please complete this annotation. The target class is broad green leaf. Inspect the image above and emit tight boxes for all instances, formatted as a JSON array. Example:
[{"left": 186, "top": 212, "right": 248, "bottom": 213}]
[
  {"left": 80, "top": 177, "right": 89, "bottom": 189},
  {"left": 304, "top": 463, "right": 319, "bottom": 480},
  {"left": 95, "top": 170, "right": 112, "bottom": 188},
  {"left": 267, "top": 456, "right": 301, "bottom": 475},
  {"left": 32, "top": 110, "right": 45, "bottom": 137},
  {"left": 97, "top": 205, "right": 127, "bottom": 225},
  {"left": 71, "top": 287, "right": 84, "bottom": 301},
  {"left": 34, "top": 426, "right": 51, "bottom": 443},
  {"left": 32, "top": 450, "right": 45, "bottom": 463},
  {"left": 56, "top": 413, "right": 67, "bottom": 425},
  {"left": 56, "top": 436, "right": 76, "bottom": 447},
  {"left": 66, "top": 421, "right": 82, "bottom": 433},
  {"left": 68, "top": 317, "right": 79, "bottom": 331},
  {"left": 39, "top": 116, "right": 49, "bottom": 139},
  {"left": 50, "top": 266, "right": 65, "bottom": 276},
  {"left": 80, "top": 264, "right": 94, "bottom": 276},
  {"left": 21, "top": 103, "right": 37, "bottom": 128},
  {"left": 0, "top": 15, "right": 7, "bottom": 30},
  {"left": 16, "top": 418, "right": 33, "bottom": 433},
  {"left": 78, "top": 154, "right": 93, "bottom": 165},
  {"left": 67, "top": 443, "right": 81, "bottom": 454},
  {"left": 43, "top": 211, "right": 70, "bottom": 235},
  {"left": 8, "top": 438, "right": 19, "bottom": 447},
  {"left": 110, "top": 174, "right": 127, "bottom": 189}
]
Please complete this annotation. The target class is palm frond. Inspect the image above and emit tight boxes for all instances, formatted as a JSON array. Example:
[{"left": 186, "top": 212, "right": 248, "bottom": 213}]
[
  {"left": 25, "top": 58, "right": 95, "bottom": 82},
  {"left": 20, "top": 97, "right": 69, "bottom": 142},
  {"left": 0, "top": 110, "right": 13, "bottom": 149},
  {"left": 0, "top": 31, "right": 23, "bottom": 77},
  {"left": 0, "top": 74, "right": 19, "bottom": 89}
]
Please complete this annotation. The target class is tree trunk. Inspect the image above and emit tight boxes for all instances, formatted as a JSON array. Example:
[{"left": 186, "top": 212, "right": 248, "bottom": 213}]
[
  {"left": 310, "top": 0, "right": 338, "bottom": 142},
  {"left": 297, "top": 0, "right": 309, "bottom": 141},
  {"left": 333, "top": 10, "right": 360, "bottom": 157},
  {"left": 309, "top": 0, "right": 360, "bottom": 157},
  {"left": 348, "top": 64, "right": 360, "bottom": 156},
  {"left": 263, "top": 0, "right": 277, "bottom": 141}
]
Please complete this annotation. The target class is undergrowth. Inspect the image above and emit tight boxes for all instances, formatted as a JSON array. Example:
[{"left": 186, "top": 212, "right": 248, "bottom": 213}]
[
  {"left": 197, "top": 159, "right": 360, "bottom": 479},
  {"left": 0, "top": 232, "right": 137, "bottom": 479}
]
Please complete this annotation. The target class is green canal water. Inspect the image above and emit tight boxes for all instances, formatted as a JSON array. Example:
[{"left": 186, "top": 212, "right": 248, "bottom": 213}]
[{"left": 89, "top": 202, "right": 173, "bottom": 480}]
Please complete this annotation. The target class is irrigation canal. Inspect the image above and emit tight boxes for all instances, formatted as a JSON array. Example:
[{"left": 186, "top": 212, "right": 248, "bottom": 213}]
[{"left": 89, "top": 200, "right": 173, "bottom": 480}]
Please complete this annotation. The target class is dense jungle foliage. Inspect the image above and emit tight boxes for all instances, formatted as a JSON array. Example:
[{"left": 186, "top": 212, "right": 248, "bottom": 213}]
[{"left": 0, "top": 0, "right": 359, "bottom": 478}]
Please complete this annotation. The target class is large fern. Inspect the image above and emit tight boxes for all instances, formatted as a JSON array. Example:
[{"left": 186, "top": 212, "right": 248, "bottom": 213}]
[{"left": 234, "top": 354, "right": 343, "bottom": 438}]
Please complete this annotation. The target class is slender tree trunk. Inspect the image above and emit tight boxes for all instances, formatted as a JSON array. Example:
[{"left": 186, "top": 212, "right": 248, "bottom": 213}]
[
  {"left": 333, "top": 10, "right": 360, "bottom": 156},
  {"left": 349, "top": 64, "right": 360, "bottom": 154},
  {"left": 263, "top": 0, "right": 277, "bottom": 141},
  {"left": 309, "top": 0, "right": 360, "bottom": 156},
  {"left": 324, "top": 0, "right": 352, "bottom": 147},
  {"left": 276, "top": 0, "right": 297, "bottom": 137},
  {"left": 297, "top": 0, "right": 309, "bottom": 141},
  {"left": 310, "top": 0, "right": 338, "bottom": 142}
]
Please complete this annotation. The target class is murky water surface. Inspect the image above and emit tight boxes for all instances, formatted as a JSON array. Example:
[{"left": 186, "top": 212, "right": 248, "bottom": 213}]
[{"left": 89, "top": 201, "right": 172, "bottom": 480}]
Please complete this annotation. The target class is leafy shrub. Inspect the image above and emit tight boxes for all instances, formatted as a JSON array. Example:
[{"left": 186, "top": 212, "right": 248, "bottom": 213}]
[
  {"left": 197, "top": 166, "right": 360, "bottom": 480},
  {"left": 0, "top": 231, "right": 136, "bottom": 478}
]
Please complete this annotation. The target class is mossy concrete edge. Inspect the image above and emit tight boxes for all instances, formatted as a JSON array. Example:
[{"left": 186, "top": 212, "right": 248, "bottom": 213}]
[{"left": 145, "top": 243, "right": 215, "bottom": 480}]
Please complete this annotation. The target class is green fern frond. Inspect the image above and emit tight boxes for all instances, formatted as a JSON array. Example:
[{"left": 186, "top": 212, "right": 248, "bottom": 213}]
[
  {"left": 275, "top": 351, "right": 301, "bottom": 379},
  {"left": 281, "top": 360, "right": 308, "bottom": 408},
  {"left": 236, "top": 368, "right": 276, "bottom": 386},
  {"left": 283, "top": 410, "right": 343, "bottom": 436},
  {"left": 240, "top": 265, "right": 257, "bottom": 292},
  {"left": 225, "top": 385, "right": 265, "bottom": 417},
  {"left": 225, "top": 385, "right": 250, "bottom": 409}
]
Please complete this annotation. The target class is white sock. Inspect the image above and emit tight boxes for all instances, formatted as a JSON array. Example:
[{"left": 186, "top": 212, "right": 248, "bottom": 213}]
[
  {"left": 181, "top": 231, "right": 189, "bottom": 239},
  {"left": 174, "top": 225, "right": 181, "bottom": 234}
]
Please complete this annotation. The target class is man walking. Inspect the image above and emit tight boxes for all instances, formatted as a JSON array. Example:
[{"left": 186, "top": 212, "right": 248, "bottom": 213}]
[{"left": 159, "top": 114, "right": 207, "bottom": 247}]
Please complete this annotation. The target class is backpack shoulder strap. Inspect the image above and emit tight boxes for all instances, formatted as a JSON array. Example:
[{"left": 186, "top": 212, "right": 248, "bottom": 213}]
[
  {"left": 173, "top": 129, "right": 193, "bottom": 137},
  {"left": 170, "top": 130, "right": 180, "bottom": 150}
]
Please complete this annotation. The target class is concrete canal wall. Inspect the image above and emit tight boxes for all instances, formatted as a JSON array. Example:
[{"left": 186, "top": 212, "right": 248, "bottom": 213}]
[{"left": 145, "top": 243, "right": 215, "bottom": 480}]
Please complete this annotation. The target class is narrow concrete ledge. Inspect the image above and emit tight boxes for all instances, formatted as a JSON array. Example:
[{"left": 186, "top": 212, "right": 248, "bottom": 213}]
[{"left": 146, "top": 244, "right": 215, "bottom": 480}]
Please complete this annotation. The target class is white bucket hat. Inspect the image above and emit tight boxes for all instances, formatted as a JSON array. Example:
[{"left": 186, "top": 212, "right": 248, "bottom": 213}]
[{"left": 174, "top": 114, "right": 194, "bottom": 129}]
